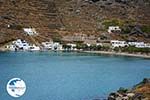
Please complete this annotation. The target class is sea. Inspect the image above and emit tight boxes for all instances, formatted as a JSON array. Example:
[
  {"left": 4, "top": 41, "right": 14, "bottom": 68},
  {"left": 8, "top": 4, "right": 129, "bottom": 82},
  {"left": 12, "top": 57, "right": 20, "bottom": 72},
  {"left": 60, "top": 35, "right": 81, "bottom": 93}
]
[{"left": 0, "top": 51, "right": 150, "bottom": 100}]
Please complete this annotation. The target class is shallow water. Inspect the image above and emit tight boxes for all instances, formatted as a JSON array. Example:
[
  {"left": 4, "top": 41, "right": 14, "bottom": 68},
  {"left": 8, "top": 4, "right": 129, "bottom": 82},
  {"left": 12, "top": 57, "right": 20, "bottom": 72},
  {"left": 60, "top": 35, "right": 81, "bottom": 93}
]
[{"left": 0, "top": 52, "right": 150, "bottom": 100}]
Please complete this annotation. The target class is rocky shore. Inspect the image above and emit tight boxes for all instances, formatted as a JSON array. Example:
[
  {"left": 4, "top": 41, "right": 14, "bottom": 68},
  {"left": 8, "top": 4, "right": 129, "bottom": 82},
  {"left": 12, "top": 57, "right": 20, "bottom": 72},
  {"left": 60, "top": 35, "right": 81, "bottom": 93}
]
[
  {"left": 83, "top": 51, "right": 150, "bottom": 59},
  {"left": 108, "top": 78, "right": 150, "bottom": 100}
]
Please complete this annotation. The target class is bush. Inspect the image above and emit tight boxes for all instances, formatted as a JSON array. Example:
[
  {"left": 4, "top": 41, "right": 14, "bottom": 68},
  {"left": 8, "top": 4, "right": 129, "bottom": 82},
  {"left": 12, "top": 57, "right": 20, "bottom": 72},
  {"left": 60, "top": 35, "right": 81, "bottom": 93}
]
[
  {"left": 15, "top": 25, "right": 23, "bottom": 30},
  {"left": 76, "top": 44, "right": 88, "bottom": 50},
  {"left": 114, "top": 47, "right": 120, "bottom": 52},
  {"left": 102, "top": 19, "right": 124, "bottom": 29},
  {"left": 117, "top": 87, "right": 128, "bottom": 94},
  {"left": 63, "top": 44, "right": 71, "bottom": 49},
  {"left": 121, "top": 46, "right": 150, "bottom": 54},
  {"left": 141, "top": 25, "right": 150, "bottom": 33}
]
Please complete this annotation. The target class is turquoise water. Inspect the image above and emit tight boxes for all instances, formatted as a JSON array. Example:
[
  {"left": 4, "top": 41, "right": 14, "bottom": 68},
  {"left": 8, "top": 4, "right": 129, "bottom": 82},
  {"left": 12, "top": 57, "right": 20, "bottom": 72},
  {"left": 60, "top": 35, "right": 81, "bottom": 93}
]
[{"left": 0, "top": 52, "right": 150, "bottom": 100}]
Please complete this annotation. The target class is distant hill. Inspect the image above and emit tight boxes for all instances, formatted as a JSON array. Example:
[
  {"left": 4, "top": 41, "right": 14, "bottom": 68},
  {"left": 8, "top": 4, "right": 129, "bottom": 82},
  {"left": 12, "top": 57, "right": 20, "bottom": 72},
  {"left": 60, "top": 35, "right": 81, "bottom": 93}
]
[{"left": 0, "top": 0, "right": 150, "bottom": 45}]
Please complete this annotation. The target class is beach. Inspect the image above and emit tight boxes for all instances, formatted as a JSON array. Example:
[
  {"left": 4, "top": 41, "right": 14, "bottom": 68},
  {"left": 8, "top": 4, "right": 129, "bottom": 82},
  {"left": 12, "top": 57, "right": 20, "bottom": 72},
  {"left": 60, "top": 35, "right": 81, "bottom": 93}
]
[{"left": 83, "top": 51, "right": 150, "bottom": 59}]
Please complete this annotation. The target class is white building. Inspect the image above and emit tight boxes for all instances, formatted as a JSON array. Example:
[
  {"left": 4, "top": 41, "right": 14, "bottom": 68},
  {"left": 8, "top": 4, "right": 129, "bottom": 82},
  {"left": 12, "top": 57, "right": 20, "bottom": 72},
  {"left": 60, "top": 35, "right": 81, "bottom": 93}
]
[
  {"left": 6, "top": 45, "right": 16, "bottom": 51},
  {"left": 128, "top": 42, "right": 144, "bottom": 46},
  {"left": 135, "top": 43, "right": 150, "bottom": 48},
  {"left": 145, "top": 43, "right": 150, "bottom": 48},
  {"left": 111, "top": 40, "right": 128, "bottom": 48},
  {"left": 108, "top": 26, "right": 121, "bottom": 33},
  {"left": 42, "top": 42, "right": 63, "bottom": 51},
  {"left": 6, "top": 39, "right": 41, "bottom": 51},
  {"left": 128, "top": 42, "right": 150, "bottom": 48},
  {"left": 12, "top": 39, "right": 29, "bottom": 50},
  {"left": 52, "top": 42, "right": 63, "bottom": 51},
  {"left": 42, "top": 42, "right": 53, "bottom": 50},
  {"left": 66, "top": 43, "right": 77, "bottom": 50},
  {"left": 23, "top": 28, "right": 38, "bottom": 35}
]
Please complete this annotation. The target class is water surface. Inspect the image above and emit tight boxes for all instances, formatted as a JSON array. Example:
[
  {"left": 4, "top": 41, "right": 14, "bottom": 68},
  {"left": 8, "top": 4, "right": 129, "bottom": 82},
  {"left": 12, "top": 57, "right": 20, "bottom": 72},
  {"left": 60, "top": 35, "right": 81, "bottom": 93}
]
[{"left": 0, "top": 52, "right": 150, "bottom": 100}]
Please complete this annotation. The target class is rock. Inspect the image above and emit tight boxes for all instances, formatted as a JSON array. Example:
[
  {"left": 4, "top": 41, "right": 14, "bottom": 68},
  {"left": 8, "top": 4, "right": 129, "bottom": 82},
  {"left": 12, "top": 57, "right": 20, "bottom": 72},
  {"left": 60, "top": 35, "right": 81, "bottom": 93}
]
[
  {"left": 134, "top": 78, "right": 150, "bottom": 88},
  {"left": 142, "top": 78, "right": 150, "bottom": 84},
  {"left": 127, "top": 93, "right": 135, "bottom": 97},
  {"left": 132, "top": 93, "right": 145, "bottom": 100},
  {"left": 108, "top": 78, "right": 150, "bottom": 100},
  {"left": 108, "top": 92, "right": 123, "bottom": 100}
]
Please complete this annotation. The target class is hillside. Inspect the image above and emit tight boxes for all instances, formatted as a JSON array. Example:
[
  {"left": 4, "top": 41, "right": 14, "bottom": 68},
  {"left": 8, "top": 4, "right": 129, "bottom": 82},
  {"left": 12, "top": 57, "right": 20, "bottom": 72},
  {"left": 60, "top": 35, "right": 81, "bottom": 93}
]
[{"left": 0, "top": 0, "right": 150, "bottom": 45}]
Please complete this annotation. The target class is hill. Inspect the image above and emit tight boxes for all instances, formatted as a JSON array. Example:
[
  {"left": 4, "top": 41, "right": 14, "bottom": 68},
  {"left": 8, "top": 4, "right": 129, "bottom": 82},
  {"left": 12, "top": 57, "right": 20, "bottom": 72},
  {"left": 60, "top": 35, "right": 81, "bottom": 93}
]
[{"left": 0, "top": 0, "right": 150, "bottom": 45}]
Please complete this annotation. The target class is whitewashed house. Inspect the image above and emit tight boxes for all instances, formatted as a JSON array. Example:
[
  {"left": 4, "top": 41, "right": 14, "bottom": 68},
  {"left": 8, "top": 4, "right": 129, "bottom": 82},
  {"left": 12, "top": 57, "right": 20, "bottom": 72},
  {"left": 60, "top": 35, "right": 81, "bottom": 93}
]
[
  {"left": 42, "top": 42, "right": 63, "bottom": 51},
  {"left": 42, "top": 42, "right": 53, "bottom": 50},
  {"left": 6, "top": 39, "right": 41, "bottom": 51},
  {"left": 52, "top": 42, "right": 63, "bottom": 51},
  {"left": 66, "top": 43, "right": 77, "bottom": 50},
  {"left": 12, "top": 39, "right": 30, "bottom": 50},
  {"left": 23, "top": 28, "right": 38, "bottom": 35},
  {"left": 134, "top": 43, "right": 150, "bottom": 48},
  {"left": 128, "top": 42, "right": 149, "bottom": 48},
  {"left": 135, "top": 43, "right": 146, "bottom": 48},
  {"left": 128, "top": 42, "right": 144, "bottom": 46},
  {"left": 108, "top": 26, "right": 121, "bottom": 33},
  {"left": 6, "top": 45, "right": 16, "bottom": 51},
  {"left": 111, "top": 40, "right": 128, "bottom": 48},
  {"left": 145, "top": 43, "right": 150, "bottom": 48}
]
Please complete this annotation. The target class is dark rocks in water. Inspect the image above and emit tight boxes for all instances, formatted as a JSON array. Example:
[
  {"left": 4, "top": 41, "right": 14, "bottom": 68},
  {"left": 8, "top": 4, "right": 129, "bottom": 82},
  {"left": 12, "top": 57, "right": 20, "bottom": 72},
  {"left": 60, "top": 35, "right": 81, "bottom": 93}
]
[
  {"left": 108, "top": 78, "right": 150, "bottom": 100},
  {"left": 117, "top": 87, "right": 128, "bottom": 94},
  {"left": 108, "top": 92, "right": 123, "bottom": 100},
  {"left": 133, "top": 78, "right": 150, "bottom": 88},
  {"left": 142, "top": 78, "right": 150, "bottom": 84}
]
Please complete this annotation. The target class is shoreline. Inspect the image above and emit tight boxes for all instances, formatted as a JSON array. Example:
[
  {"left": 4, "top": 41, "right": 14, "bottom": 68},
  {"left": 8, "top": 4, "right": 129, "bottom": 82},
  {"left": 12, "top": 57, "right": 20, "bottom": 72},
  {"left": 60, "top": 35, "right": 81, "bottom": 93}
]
[
  {"left": 1, "top": 47, "right": 150, "bottom": 59},
  {"left": 82, "top": 51, "right": 150, "bottom": 59}
]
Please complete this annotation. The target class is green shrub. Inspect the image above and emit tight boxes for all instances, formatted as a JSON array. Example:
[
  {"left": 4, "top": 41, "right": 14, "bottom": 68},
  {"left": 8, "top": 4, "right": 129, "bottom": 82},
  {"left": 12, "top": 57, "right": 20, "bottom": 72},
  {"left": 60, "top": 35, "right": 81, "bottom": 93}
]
[
  {"left": 121, "top": 46, "right": 150, "bottom": 54},
  {"left": 117, "top": 87, "right": 128, "bottom": 94},
  {"left": 141, "top": 25, "right": 150, "bottom": 33},
  {"left": 102, "top": 19, "right": 124, "bottom": 29}
]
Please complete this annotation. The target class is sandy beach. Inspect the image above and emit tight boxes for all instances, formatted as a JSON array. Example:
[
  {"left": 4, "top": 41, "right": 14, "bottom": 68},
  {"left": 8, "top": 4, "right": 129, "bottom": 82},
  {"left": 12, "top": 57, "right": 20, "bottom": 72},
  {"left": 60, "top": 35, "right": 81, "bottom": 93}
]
[{"left": 83, "top": 51, "right": 150, "bottom": 59}]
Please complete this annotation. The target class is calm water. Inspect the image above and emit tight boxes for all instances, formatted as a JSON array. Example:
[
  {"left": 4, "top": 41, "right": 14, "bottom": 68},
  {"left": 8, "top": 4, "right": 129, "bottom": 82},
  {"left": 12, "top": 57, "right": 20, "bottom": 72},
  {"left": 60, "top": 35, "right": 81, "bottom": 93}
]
[{"left": 0, "top": 52, "right": 150, "bottom": 100}]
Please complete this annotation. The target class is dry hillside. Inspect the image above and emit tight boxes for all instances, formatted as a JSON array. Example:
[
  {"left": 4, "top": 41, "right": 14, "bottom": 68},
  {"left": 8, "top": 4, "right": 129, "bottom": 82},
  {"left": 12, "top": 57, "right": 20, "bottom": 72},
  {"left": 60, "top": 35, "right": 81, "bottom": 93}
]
[{"left": 0, "top": 0, "right": 150, "bottom": 45}]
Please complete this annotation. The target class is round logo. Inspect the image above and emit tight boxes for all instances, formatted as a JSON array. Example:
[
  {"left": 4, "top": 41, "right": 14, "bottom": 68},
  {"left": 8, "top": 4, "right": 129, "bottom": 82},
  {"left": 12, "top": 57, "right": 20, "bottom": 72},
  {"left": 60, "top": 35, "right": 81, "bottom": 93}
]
[{"left": 6, "top": 78, "right": 26, "bottom": 97}]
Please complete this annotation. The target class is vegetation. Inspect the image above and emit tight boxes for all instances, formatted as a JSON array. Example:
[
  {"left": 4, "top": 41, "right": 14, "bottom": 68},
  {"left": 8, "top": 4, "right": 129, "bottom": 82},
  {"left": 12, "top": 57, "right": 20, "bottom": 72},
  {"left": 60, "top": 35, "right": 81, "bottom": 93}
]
[
  {"left": 76, "top": 44, "right": 88, "bottom": 50},
  {"left": 51, "top": 32, "right": 62, "bottom": 43},
  {"left": 76, "top": 43, "right": 110, "bottom": 51},
  {"left": 75, "top": 43, "right": 150, "bottom": 54},
  {"left": 117, "top": 87, "right": 128, "bottom": 94},
  {"left": 102, "top": 19, "right": 124, "bottom": 29},
  {"left": 113, "top": 46, "right": 150, "bottom": 54},
  {"left": 141, "top": 25, "right": 150, "bottom": 33},
  {"left": 122, "top": 26, "right": 131, "bottom": 34},
  {"left": 63, "top": 44, "right": 71, "bottom": 50},
  {"left": 109, "top": 78, "right": 150, "bottom": 100},
  {"left": 102, "top": 19, "right": 137, "bottom": 34}
]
